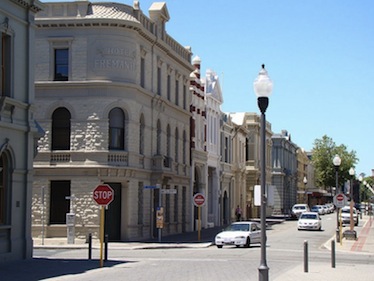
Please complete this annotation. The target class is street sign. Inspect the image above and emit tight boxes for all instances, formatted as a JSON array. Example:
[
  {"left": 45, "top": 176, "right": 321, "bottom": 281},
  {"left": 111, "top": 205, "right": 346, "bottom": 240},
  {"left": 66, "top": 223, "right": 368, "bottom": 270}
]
[
  {"left": 93, "top": 184, "right": 114, "bottom": 206},
  {"left": 144, "top": 184, "right": 161, "bottom": 189},
  {"left": 193, "top": 193, "right": 206, "bottom": 207},
  {"left": 333, "top": 193, "right": 347, "bottom": 208},
  {"left": 161, "top": 189, "right": 177, "bottom": 194}
]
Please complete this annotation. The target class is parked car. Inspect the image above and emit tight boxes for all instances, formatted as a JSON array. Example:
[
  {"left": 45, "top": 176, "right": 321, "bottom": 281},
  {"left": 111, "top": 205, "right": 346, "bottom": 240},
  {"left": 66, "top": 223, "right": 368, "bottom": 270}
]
[
  {"left": 291, "top": 204, "right": 310, "bottom": 219},
  {"left": 311, "top": 205, "right": 324, "bottom": 215},
  {"left": 339, "top": 206, "right": 359, "bottom": 226},
  {"left": 297, "top": 212, "right": 322, "bottom": 231},
  {"left": 215, "top": 221, "right": 262, "bottom": 248}
]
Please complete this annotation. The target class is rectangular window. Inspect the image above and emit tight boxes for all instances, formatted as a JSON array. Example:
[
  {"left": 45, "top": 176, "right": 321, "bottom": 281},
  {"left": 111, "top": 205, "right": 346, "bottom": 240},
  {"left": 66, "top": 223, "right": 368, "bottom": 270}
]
[
  {"left": 1, "top": 32, "right": 11, "bottom": 97},
  {"left": 49, "top": 181, "right": 70, "bottom": 224},
  {"left": 167, "top": 74, "right": 171, "bottom": 101},
  {"left": 175, "top": 80, "right": 179, "bottom": 106},
  {"left": 54, "top": 49, "right": 68, "bottom": 81},
  {"left": 140, "top": 57, "right": 145, "bottom": 88},
  {"left": 0, "top": 155, "right": 7, "bottom": 224},
  {"left": 157, "top": 67, "right": 161, "bottom": 95},
  {"left": 138, "top": 182, "right": 143, "bottom": 224},
  {"left": 183, "top": 85, "right": 186, "bottom": 110},
  {"left": 174, "top": 186, "right": 178, "bottom": 223}
]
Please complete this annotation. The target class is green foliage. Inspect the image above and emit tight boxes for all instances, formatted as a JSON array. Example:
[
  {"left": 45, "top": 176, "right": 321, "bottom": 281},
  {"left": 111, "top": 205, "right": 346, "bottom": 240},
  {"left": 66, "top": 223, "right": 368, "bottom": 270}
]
[{"left": 311, "top": 135, "right": 358, "bottom": 190}]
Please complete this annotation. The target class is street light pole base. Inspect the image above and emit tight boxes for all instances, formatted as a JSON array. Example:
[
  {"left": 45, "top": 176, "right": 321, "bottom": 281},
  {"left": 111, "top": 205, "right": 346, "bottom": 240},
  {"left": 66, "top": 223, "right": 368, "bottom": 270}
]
[{"left": 258, "top": 264, "right": 269, "bottom": 281}]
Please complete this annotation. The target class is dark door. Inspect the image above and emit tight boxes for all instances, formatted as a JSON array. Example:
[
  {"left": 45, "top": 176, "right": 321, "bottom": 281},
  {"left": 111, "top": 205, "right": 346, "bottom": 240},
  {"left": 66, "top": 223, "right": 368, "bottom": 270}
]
[{"left": 104, "top": 183, "right": 121, "bottom": 241}]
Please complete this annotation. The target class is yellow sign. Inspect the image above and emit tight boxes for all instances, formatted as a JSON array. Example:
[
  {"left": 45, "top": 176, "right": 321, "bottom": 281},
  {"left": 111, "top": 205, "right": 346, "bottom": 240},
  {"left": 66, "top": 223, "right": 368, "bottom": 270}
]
[{"left": 156, "top": 207, "right": 164, "bottom": 229}]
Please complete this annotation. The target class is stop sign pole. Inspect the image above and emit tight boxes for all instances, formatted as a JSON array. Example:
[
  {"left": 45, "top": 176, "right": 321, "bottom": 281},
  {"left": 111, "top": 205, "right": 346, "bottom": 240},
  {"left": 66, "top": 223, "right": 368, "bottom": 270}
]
[
  {"left": 93, "top": 184, "right": 114, "bottom": 267},
  {"left": 193, "top": 193, "right": 206, "bottom": 241}
]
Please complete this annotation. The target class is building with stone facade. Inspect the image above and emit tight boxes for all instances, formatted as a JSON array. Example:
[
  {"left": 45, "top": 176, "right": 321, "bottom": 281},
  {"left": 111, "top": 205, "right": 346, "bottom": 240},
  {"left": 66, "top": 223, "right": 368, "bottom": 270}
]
[
  {"left": 204, "top": 69, "right": 223, "bottom": 227},
  {"left": 228, "top": 112, "right": 273, "bottom": 219},
  {"left": 0, "top": 0, "right": 43, "bottom": 262},
  {"left": 271, "top": 130, "right": 298, "bottom": 215},
  {"left": 219, "top": 113, "right": 234, "bottom": 225},
  {"left": 32, "top": 1, "right": 196, "bottom": 241},
  {"left": 296, "top": 147, "right": 309, "bottom": 204}
]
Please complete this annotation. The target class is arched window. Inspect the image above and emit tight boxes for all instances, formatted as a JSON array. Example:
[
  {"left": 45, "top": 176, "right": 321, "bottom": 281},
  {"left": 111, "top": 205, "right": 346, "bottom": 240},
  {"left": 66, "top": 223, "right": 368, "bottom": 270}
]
[
  {"left": 175, "top": 128, "right": 179, "bottom": 162},
  {"left": 157, "top": 119, "right": 161, "bottom": 155},
  {"left": 52, "top": 107, "right": 71, "bottom": 150},
  {"left": 109, "top": 108, "right": 125, "bottom": 150},
  {"left": 139, "top": 114, "right": 145, "bottom": 154}
]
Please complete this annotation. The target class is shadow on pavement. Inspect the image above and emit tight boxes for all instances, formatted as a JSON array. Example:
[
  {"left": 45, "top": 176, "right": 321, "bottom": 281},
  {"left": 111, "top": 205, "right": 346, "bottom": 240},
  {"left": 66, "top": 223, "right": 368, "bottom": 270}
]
[{"left": 0, "top": 258, "right": 129, "bottom": 281}]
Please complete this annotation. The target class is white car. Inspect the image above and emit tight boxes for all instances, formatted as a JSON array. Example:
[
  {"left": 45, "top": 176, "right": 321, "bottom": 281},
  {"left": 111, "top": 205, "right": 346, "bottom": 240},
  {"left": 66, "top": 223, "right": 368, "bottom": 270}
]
[
  {"left": 215, "top": 221, "right": 262, "bottom": 248},
  {"left": 291, "top": 204, "right": 310, "bottom": 219},
  {"left": 297, "top": 212, "right": 322, "bottom": 231},
  {"left": 340, "top": 206, "right": 359, "bottom": 226}
]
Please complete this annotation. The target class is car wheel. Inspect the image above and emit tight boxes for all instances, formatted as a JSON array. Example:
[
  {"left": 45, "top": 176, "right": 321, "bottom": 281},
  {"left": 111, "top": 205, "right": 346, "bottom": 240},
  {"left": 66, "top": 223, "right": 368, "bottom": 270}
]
[
  {"left": 217, "top": 245, "right": 223, "bottom": 249},
  {"left": 245, "top": 237, "right": 251, "bottom": 248}
]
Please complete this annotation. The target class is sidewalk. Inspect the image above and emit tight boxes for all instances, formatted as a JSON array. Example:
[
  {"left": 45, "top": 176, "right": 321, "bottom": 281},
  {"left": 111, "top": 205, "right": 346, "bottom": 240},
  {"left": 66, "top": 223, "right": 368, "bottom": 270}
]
[{"left": 33, "top": 225, "right": 222, "bottom": 250}]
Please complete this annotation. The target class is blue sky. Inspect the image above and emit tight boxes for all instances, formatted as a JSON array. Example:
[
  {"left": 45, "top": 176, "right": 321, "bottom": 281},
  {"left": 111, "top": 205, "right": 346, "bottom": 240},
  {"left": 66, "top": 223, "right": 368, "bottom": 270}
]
[{"left": 43, "top": 0, "right": 373, "bottom": 177}]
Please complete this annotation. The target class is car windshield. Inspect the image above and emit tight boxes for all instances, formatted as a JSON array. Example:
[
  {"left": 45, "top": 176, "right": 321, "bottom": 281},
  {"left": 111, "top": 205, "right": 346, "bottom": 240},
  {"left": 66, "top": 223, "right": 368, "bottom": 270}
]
[
  {"left": 342, "top": 208, "right": 356, "bottom": 214},
  {"left": 294, "top": 206, "right": 306, "bottom": 210},
  {"left": 225, "top": 224, "right": 250, "bottom": 231},
  {"left": 300, "top": 214, "right": 317, "bottom": 220}
]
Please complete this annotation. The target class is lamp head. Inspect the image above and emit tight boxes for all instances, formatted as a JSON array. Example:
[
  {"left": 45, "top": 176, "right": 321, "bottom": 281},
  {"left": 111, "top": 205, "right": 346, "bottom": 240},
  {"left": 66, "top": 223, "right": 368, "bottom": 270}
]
[
  {"left": 349, "top": 167, "right": 355, "bottom": 176},
  {"left": 253, "top": 64, "right": 273, "bottom": 98},
  {"left": 332, "top": 154, "right": 341, "bottom": 167}
]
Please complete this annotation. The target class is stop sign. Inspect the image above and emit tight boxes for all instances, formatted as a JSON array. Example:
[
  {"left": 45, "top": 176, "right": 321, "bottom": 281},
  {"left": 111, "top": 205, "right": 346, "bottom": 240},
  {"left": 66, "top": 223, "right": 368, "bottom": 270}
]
[
  {"left": 93, "top": 184, "right": 114, "bottom": 206},
  {"left": 333, "top": 193, "right": 346, "bottom": 208},
  {"left": 193, "top": 193, "right": 205, "bottom": 207}
]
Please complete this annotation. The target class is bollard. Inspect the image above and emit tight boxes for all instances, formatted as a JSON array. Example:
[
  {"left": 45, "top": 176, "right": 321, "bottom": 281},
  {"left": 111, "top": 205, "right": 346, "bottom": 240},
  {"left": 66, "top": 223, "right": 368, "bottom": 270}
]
[
  {"left": 304, "top": 240, "right": 308, "bottom": 273},
  {"left": 331, "top": 240, "right": 336, "bottom": 268},
  {"left": 104, "top": 234, "right": 109, "bottom": 261},
  {"left": 88, "top": 233, "right": 92, "bottom": 260}
]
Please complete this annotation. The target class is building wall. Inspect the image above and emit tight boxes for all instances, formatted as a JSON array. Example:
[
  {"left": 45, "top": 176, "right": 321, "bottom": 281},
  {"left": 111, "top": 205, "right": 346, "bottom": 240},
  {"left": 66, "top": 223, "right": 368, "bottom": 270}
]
[
  {"left": 271, "top": 130, "right": 298, "bottom": 215},
  {"left": 32, "top": 1, "right": 194, "bottom": 241},
  {"left": 0, "top": 0, "right": 43, "bottom": 262}
]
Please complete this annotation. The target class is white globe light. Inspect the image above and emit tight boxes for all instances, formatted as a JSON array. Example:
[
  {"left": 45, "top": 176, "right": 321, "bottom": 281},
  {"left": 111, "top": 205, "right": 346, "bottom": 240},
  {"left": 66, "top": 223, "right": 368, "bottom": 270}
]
[{"left": 253, "top": 64, "right": 273, "bottom": 98}]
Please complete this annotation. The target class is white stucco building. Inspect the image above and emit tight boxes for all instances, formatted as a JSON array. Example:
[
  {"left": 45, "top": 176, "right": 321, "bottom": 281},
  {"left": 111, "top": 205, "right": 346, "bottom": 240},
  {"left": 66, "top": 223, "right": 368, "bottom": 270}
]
[
  {"left": 0, "top": 0, "right": 43, "bottom": 262},
  {"left": 32, "top": 1, "right": 195, "bottom": 241}
]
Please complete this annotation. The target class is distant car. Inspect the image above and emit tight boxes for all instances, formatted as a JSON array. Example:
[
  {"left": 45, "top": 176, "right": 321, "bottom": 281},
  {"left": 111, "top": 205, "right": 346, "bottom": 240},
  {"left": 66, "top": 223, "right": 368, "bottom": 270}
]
[
  {"left": 297, "top": 212, "right": 322, "bottom": 231},
  {"left": 339, "top": 206, "right": 359, "bottom": 226},
  {"left": 291, "top": 204, "right": 310, "bottom": 219},
  {"left": 215, "top": 221, "right": 262, "bottom": 248},
  {"left": 311, "top": 205, "right": 324, "bottom": 215}
]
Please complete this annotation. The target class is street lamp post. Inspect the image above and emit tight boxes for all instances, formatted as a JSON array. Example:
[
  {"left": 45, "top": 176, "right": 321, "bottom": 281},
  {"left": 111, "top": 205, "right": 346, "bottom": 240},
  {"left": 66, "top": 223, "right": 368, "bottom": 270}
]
[
  {"left": 253, "top": 64, "right": 273, "bottom": 281},
  {"left": 333, "top": 154, "right": 341, "bottom": 242},
  {"left": 303, "top": 176, "right": 308, "bottom": 205},
  {"left": 349, "top": 168, "right": 355, "bottom": 232}
]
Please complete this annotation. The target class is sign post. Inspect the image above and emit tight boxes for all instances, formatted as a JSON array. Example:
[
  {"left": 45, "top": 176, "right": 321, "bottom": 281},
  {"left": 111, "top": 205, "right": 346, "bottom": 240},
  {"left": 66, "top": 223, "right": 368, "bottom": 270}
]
[
  {"left": 333, "top": 193, "right": 347, "bottom": 244},
  {"left": 93, "top": 184, "right": 114, "bottom": 267},
  {"left": 193, "top": 193, "right": 206, "bottom": 241}
]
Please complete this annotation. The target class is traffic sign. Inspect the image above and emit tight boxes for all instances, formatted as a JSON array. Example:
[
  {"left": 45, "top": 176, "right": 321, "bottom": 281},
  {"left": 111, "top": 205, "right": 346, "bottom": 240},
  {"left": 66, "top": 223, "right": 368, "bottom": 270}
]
[
  {"left": 333, "top": 193, "right": 347, "bottom": 208},
  {"left": 161, "top": 189, "right": 177, "bottom": 194},
  {"left": 193, "top": 193, "right": 206, "bottom": 207},
  {"left": 144, "top": 184, "right": 161, "bottom": 189},
  {"left": 93, "top": 184, "right": 114, "bottom": 206}
]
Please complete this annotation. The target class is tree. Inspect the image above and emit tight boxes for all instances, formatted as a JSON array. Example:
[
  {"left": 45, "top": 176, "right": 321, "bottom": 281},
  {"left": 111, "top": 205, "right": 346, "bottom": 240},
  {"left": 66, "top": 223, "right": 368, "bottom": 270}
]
[{"left": 311, "top": 135, "right": 358, "bottom": 191}]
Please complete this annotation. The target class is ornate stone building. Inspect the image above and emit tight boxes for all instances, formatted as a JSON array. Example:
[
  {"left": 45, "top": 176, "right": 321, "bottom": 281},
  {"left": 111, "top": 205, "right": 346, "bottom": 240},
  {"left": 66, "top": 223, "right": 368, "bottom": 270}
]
[
  {"left": 204, "top": 69, "right": 223, "bottom": 227},
  {"left": 0, "top": 0, "right": 43, "bottom": 262},
  {"left": 229, "top": 112, "right": 273, "bottom": 219},
  {"left": 32, "top": 1, "right": 195, "bottom": 241},
  {"left": 271, "top": 130, "right": 298, "bottom": 215}
]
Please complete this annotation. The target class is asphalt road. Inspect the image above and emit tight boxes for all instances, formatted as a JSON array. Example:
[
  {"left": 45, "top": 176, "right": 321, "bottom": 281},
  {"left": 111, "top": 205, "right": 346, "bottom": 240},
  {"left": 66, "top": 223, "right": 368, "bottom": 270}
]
[{"left": 3, "top": 213, "right": 372, "bottom": 281}]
